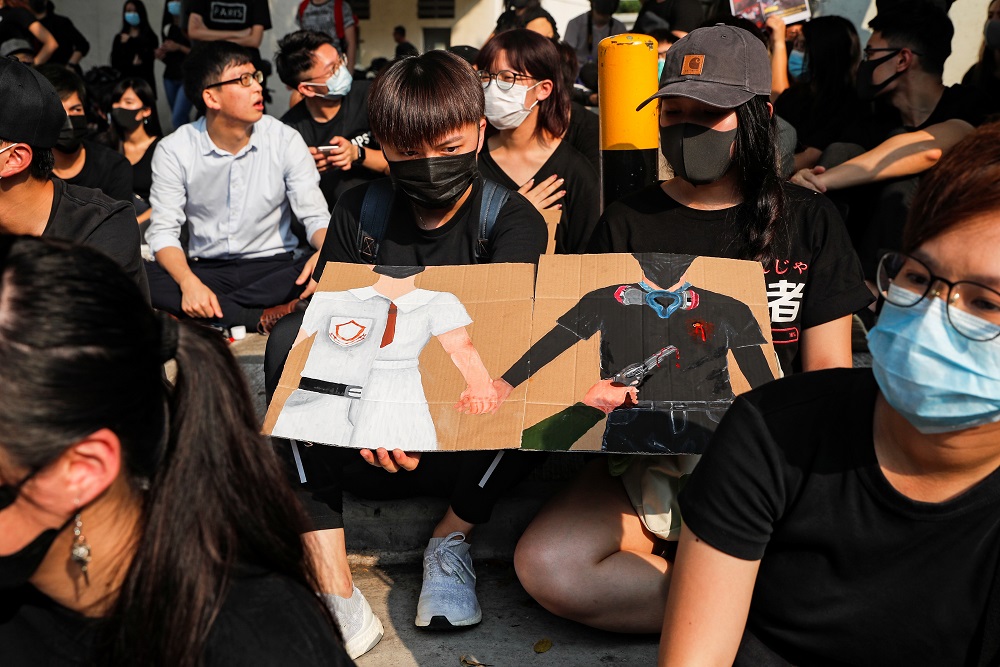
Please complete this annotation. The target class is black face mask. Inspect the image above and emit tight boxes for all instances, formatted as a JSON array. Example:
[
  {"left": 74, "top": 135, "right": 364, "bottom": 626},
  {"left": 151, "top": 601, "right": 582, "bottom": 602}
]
[
  {"left": 986, "top": 20, "right": 1000, "bottom": 51},
  {"left": 856, "top": 50, "right": 903, "bottom": 101},
  {"left": 0, "top": 467, "right": 70, "bottom": 591},
  {"left": 111, "top": 107, "right": 144, "bottom": 132},
  {"left": 659, "top": 123, "right": 737, "bottom": 186},
  {"left": 55, "top": 115, "right": 89, "bottom": 153},
  {"left": 387, "top": 151, "right": 479, "bottom": 211}
]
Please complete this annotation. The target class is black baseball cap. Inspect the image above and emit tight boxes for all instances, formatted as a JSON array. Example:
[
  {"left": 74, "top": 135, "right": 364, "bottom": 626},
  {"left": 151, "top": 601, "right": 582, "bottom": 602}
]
[
  {"left": 0, "top": 56, "right": 67, "bottom": 148},
  {"left": 636, "top": 24, "right": 771, "bottom": 111}
]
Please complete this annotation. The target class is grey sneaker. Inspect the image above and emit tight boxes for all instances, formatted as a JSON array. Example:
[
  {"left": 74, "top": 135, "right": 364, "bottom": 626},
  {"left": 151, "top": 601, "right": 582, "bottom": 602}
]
[
  {"left": 415, "top": 532, "right": 482, "bottom": 629},
  {"left": 321, "top": 585, "right": 384, "bottom": 659}
]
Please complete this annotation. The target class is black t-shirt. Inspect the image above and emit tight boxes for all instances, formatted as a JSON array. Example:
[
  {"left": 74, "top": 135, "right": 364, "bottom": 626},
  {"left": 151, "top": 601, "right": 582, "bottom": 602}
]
[
  {"left": 41, "top": 179, "right": 149, "bottom": 298},
  {"left": 41, "top": 12, "right": 90, "bottom": 65},
  {"left": 478, "top": 140, "right": 599, "bottom": 254},
  {"left": 680, "top": 369, "right": 1000, "bottom": 667},
  {"left": 588, "top": 182, "right": 873, "bottom": 375},
  {"left": 962, "top": 63, "right": 1000, "bottom": 122},
  {"left": 315, "top": 176, "right": 548, "bottom": 280},
  {"left": 0, "top": 572, "right": 354, "bottom": 666},
  {"left": 65, "top": 140, "right": 134, "bottom": 205},
  {"left": 280, "top": 86, "right": 381, "bottom": 209},
  {"left": 773, "top": 84, "right": 869, "bottom": 153},
  {"left": 187, "top": 0, "right": 271, "bottom": 62},
  {"left": 839, "top": 84, "right": 986, "bottom": 151},
  {"left": 111, "top": 29, "right": 159, "bottom": 92},
  {"left": 132, "top": 136, "right": 160, "bottom": 203},
  {"left": 0, "top": 7, "right": 37, "bottom": 44},
  {"left": 632, "top": 0, "right": 703, "bottom": 34},
  {"left": 161, "top": 21, "right": 191, "bottom": 80},
  {"left": 494, "top": 6, "right": 559, "bottom": 37},
  {"left": 565, "top": 101, "right": 600, "bottom": 172}
]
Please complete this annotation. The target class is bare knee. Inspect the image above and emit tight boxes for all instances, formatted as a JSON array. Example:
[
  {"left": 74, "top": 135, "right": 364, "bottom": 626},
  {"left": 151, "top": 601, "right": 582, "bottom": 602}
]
[{"left": 514, "top": 528, "right": 592, "bottom": 620}]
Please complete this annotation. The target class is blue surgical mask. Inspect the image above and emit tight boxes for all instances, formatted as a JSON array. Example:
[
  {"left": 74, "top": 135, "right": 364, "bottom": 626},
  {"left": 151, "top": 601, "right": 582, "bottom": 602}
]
[
  {"left": 124, "top": 11, "right": 141, "bottom": 26},
  {"left": 305, "top": 63, "right": 352, "bottom": 100},
  {"left": 867, "top": 291, "right": 1000, "bottom": 434},
  {"left": 167, "top": 1, "right": 182, "bottom": 16},
  {"left": 788, "top": 49, "right": 808, "bottom": 79}
]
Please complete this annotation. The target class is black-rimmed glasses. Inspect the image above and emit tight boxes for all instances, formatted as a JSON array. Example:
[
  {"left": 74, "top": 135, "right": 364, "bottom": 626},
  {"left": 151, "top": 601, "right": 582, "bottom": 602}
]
[
  {"left": 862, "top": 46, "right": 923, "bottom": 61},
  {"left": 478, "top": 69, "right": 537, "bottom": 91},
  {"left": 876, "top": 251, "right": 1000, "bottom": 341},
  {"left": 204, "top": 70, "right": 264, "bottom": 90}
]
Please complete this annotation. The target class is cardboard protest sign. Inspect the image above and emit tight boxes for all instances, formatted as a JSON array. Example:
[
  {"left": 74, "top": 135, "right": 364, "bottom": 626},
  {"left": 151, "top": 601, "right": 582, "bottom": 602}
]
[
  {"left": 507, "top": 254, "right": 779, "bottom": 454},
  {"left": 731, "top": 0, "right": 810, "bottom": 27},
  {"left": 264, "top": 262, "right": 535, "bottom": 451},
  {"left": 263, "top": 254, "right": 778, "bottom": 455}
]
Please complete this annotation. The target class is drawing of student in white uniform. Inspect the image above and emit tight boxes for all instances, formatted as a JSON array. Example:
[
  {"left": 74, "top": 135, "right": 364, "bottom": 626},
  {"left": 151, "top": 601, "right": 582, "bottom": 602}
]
[{"left": 272, "top": 265, "right": 498, "bottom": 449}]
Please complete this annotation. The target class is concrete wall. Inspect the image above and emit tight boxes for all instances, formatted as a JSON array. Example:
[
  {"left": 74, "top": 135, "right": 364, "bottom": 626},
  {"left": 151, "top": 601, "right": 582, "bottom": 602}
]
[{"left": 52, "top": 0, "right": 994, "bottom": 127}]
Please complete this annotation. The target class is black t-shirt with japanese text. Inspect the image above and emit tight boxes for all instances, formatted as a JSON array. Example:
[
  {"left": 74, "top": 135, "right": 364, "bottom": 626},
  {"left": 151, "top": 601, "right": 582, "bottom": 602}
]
[
  {"left": 314, "top": 176, "right": 548, "bottom": 281},
  {"left": 680, "top": 368, "right": 1000, "bottom": 667},
  {"left": 588, "top": 182, "right": 873, "bottom": 375},
  {"left": 280, "top": 85, "right": 381, "bottom": 209},
  {"left": 478, "top": 140, "right": 599, "bottom": 254}
]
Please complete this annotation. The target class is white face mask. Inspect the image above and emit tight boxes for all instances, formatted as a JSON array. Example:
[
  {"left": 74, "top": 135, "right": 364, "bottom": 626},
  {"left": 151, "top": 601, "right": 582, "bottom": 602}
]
[
  {"left": 484, "top": 81, "right": 541, "bottom": 130},
  {"left": 303, "top": 63, "right": 353, "bottom": 100}
]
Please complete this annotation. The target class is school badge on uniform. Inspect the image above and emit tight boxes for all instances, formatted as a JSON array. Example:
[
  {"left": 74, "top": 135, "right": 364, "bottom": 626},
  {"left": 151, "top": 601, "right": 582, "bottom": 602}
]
[{"left": 329, "top": 317, "right": 372, "bottom": 346}]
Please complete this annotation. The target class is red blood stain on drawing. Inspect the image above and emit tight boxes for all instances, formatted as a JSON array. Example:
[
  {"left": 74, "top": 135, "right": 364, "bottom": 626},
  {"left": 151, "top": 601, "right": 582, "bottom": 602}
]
[{"left": 689, "top": 320, "right": 713, "bottom": 343}]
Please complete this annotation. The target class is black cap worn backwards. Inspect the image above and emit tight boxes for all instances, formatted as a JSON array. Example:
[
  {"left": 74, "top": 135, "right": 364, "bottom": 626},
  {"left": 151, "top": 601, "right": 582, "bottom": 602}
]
[
  {"left": 0, "top": 56, "right": 67, "bottom": 148},
  {"left": 636, "top": 24, "right": 772, "bottom": 111}
]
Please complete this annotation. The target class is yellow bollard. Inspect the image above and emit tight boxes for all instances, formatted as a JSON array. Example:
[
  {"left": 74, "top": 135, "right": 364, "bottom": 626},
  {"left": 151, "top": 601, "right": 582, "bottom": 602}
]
[{"left": 598, "top": 33, "right": 660, "bottom": 210}]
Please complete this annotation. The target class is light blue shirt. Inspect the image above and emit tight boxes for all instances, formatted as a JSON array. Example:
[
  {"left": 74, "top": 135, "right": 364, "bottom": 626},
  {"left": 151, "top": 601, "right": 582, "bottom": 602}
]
[{"left": 146, "top": 115, "right": 330, "bottom": 260}]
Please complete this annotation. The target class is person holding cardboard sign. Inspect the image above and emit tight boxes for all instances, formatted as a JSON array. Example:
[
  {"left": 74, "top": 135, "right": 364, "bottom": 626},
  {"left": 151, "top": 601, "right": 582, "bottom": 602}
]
[
  {"left": 513, "top": 24, "right": 872, "bottom": 633},
  {"left": 263, "top": 51, "right": 547, "bottom": 656},
  {"left": 660, "top": 121, "right": 1000, "bottom": 667}
]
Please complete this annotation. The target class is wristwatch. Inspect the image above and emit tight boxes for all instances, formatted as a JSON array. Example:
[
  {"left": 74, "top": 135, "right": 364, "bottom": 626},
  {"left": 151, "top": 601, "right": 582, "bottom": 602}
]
[{"left": 353, "top": 144, "right": 366, "bottom": 165}]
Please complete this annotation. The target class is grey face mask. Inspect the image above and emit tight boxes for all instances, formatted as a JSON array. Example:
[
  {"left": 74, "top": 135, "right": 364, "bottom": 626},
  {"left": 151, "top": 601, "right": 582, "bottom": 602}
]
[{"left": 659, "top": 123, "right": 737, "bottom": 186}]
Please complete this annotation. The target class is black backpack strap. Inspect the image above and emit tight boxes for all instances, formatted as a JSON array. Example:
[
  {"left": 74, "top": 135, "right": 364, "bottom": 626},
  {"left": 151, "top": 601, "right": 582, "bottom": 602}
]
[
  {"left": 477, "top": 179, "right": 510, "bottom": 261},
  {"left": 357, "top": 178, "right": 395, "bottom": 264}
]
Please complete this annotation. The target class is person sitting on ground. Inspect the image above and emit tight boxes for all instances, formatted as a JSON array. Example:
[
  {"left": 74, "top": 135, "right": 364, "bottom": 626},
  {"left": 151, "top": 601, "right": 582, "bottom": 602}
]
[
  {"left": 774, "top": 15, "right": 866, "bottom": 173},
  {"left": 563, "top": 0, "right": 626, "bottom": 67},
  {"left": 103, "top": 77, "right": 162, "bottom": 228},
  {"left": 0, "top": 57, "right": 147, "bottom": 294},
  {"left": 276, "top": 30, "right": 388, "bottom": 209},
  {"left": 145, "top": 41, "right": 330, "bottom": 333},
  {"left": 489, "top": 0, "right": 559, "bottom": 41},
  {"left": 790, "top": 4, "right": 984, "bottom": 275},
  {"left": 0, "top": 0, "right": 58, "bottom": 65},
  {"left": 263, "top": 50, "right": 547, "bottom": 658},
  {"left": 475, "top": 29, "right": 600, "bottom": 253},
  {"left": 660, "top": 120, "right": 1000, "bottom": 667},
  {"left": 37, "top": 65, "right": 134, "bottom": 205},
  {"left": 511, "top": 24, "right": 871, "bottom": 634},
  {"left": 0, "top": 236, "right": 352, "bottom": 667},
  {"left": 963, "top": 0, "right": 1000, "bottom": 118}
]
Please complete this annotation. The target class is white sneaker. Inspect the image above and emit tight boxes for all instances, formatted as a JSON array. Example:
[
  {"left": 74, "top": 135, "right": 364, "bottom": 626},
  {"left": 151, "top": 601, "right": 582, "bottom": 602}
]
[
  {"left": 415, "top": 532, "right": 482, "bottom": 629},
  {"left": 321, "top": 585, "right": 384, "bottom": 659}
]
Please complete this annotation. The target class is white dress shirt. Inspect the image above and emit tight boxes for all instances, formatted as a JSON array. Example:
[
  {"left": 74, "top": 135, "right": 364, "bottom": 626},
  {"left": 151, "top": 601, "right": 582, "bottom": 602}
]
[{"left": 146, "top": 114, "right": 330, "bottom": 260}]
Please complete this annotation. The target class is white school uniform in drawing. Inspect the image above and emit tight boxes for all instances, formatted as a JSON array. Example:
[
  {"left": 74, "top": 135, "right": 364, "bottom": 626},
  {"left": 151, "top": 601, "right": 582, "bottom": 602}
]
[{"left": 272, "top": 286, "right": 472, "bottom": 450}]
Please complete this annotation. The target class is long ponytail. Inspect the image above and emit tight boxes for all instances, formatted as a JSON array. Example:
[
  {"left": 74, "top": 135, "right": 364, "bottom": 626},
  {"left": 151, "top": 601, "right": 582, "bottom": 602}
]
[{"left": 730, "top": 95, "right": 790, "bottom": 266}]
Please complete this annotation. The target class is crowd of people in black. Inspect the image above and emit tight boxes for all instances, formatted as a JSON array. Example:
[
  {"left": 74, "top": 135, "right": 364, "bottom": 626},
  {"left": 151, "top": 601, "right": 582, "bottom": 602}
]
[{"left": 1, "top": 0, "right": 1000, "bottom": 664}]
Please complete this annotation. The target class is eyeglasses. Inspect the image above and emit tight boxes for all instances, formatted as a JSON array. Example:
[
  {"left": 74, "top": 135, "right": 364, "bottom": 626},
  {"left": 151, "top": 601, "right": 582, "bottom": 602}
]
[
  {"left": 862, "top": 46, "right": 923, "bottom": 61},
  {"left": 876, "top": 251, "right": 1000, "bottom": 341},
  {"left": 204, "top": 70, "right": 264, "bottom": 90},
  {"left": 478, "top": 69, "right": 537, "bottom": 91}
]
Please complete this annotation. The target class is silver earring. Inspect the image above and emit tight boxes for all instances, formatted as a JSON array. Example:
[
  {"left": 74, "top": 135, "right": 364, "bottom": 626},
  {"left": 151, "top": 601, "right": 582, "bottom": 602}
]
[{"left": 71, "top": 513, "right": 92, "bottom": 584}]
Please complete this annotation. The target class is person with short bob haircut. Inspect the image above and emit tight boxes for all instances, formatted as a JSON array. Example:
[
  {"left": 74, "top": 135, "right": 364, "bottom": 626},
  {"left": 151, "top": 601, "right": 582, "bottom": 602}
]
[
  {"left": 263, "top": 49, "right": 547, "bottom": 654},
  {"left": 0, "top": 236, "right": 352, "bottom": 666},
  {"left": 661, "top": 119, "right": 1000, "bottom": 667},
  {"left": 475, "top": 29, "right": 600, "bottom": 254}
]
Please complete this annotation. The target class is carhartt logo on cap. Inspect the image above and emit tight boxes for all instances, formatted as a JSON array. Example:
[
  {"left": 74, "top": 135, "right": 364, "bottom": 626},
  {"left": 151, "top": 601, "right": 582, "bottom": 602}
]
[{"left": 681, "top": 55, "right": 705, "bottom": 76}]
